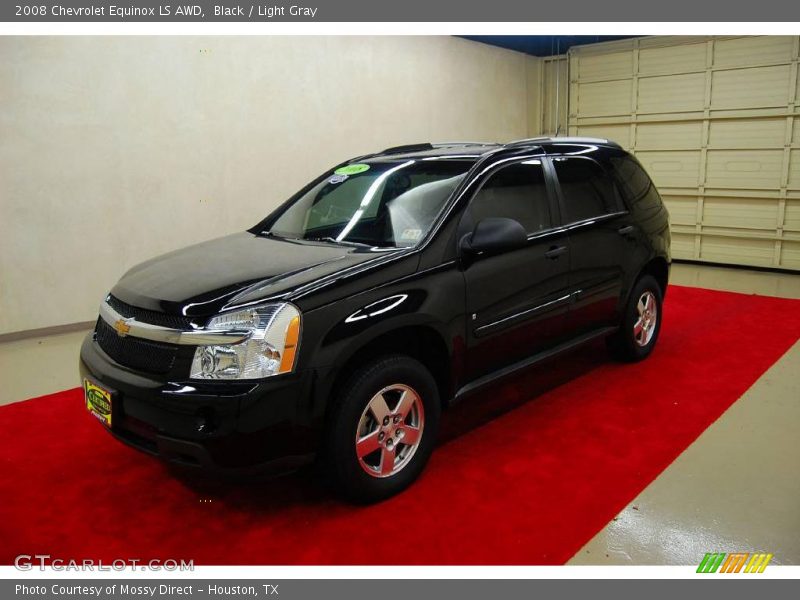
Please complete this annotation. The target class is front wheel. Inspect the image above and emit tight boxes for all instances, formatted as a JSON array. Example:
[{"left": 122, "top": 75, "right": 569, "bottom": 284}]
[
  {"left": 324, "top": 355, "right": 441, "bottom": 503},
  {"left": 607, "top": 274, "right": 663, "bottom": 362}
]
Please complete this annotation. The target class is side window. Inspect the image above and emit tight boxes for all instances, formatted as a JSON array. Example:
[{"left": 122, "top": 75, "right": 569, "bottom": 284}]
[
  {"left": 552, "top": 157, "right": 621, "bottom": 223},
  {"left": 609, "top": 155, "right": 663, "bottom": 212},
  {"left": 470, "top": 160, "right": 552, "bottom": 234}
]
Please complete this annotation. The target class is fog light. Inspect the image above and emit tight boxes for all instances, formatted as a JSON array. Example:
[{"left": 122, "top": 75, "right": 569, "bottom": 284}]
[{"left": 195, "top": 407, "right": 218, "bottom": 434}]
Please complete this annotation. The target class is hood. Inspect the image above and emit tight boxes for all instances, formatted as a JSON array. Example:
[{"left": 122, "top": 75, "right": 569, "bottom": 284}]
[{"left": 110, "top": 232, "right": 396, "bottom": 318}]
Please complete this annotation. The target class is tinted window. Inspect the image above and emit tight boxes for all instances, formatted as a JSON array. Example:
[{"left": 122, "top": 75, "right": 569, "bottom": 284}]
[
  {"left": 552, "top": 157, "right": 621, "bottom": 223},
  {"left": 470, "top": 160, "right": 552, "bottom": 234},
  {"left": 609, "top": 155, "right": 662, "bottom": 211}
]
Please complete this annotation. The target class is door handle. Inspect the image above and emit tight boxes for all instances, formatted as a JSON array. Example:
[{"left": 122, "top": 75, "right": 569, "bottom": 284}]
[
  {"left": 618, "top": 225, "right": 635, "bottom": 236},
  {"left": 544, "top": 245, "right": 568, "bottom": 260}
]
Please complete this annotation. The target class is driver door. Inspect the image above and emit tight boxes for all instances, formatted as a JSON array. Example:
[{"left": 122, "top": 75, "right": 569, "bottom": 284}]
[{"left": 461, "top": 157, "right": 572, "bottom": 381}]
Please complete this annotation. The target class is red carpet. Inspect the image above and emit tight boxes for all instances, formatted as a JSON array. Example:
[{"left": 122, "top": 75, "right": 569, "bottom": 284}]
[{"left": 1, "top": 285, "right": 799, "bottom": 565}]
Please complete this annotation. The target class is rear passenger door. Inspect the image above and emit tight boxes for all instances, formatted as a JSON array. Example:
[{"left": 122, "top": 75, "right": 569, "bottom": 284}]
[{"left": 548, "top": 155, "right": 635, "bottom": 335}]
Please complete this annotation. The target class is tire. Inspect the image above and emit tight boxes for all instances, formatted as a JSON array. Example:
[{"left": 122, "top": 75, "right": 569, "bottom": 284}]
[
  {"left": 324, "top": 355, "right": 441, "bottom": 503},
  {"left": 607, "top": 274, "right": 663, "bottom": 362}
]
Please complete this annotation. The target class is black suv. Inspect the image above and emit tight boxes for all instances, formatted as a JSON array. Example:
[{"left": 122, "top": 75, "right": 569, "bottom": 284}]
[{"left": 80, "top": 137, "right": 670, "bottom": 502}]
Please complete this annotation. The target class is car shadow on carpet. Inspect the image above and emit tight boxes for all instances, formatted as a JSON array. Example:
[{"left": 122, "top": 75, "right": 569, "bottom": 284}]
[{"left": 163, "top": 339, "right": 611, "bottom": 510}]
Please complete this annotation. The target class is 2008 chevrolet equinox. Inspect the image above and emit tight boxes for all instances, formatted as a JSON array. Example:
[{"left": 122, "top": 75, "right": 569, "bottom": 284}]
[{"left": 80, "top": 137, "right": 670, "bottom": 502}]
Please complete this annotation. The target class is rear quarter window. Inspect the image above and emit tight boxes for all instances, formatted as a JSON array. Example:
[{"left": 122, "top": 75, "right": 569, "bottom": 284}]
[{"left": 609, "top": 155, "right": 663, "bottom": 212}]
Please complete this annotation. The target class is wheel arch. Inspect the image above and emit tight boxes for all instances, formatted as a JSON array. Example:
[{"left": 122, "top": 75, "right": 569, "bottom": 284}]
[
  {"left": 640, "top": 255, "right": 670, "bottom": 298},
  {"left": 324, "top": 324, "right": 453, "bottom": 422}
]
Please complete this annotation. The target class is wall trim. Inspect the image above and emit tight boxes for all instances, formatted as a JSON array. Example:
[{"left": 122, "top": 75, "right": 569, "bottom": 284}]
[
  {"left": 672, "top": 259, "right": 800, "bottom": 276},
  {"left": 0, "top": 321, "right": 95, "bottom": 344}
]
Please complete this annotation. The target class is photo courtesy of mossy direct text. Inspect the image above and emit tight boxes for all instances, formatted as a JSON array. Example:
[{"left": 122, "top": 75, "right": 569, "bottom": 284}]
[{"left": 15, "top": 584, "right": 275, "bottom": 597}]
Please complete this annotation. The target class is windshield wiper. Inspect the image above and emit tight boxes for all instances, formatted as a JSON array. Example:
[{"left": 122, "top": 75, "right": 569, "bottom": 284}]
[{"left": 308, "top": 236, "right": 373, "bottom": 248}]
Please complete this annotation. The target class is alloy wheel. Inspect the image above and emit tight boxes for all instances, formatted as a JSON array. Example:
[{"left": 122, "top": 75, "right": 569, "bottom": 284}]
[
  {"left": 633, "top": 290, "right": 658, "bottom": 347},
  {"left": 355, "top": 384, "right": 425, "bottom": 478}
]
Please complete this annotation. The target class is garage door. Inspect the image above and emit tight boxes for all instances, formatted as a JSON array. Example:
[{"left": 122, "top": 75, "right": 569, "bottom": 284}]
[{"left": 567, "top": 36, "right": 800, "bottom": 270}]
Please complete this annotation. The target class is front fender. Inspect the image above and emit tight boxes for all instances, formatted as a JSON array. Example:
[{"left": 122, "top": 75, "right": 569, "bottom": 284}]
[{"left": 296, "top": 265, "right": 466, "bottom": 420}]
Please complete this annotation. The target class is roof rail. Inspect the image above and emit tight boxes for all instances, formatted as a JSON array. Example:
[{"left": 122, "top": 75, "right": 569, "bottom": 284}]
[
  {"left": 378, "top": 141, "right": 497, "bottom": 155},
  {"left": 431, "top": 141, "right": 496, "bottom": 147},
  {"left": 379, "top": 143, "right": 434, "bottom": 155},
  {"left": 505, "top": 136, "right": 620, "bottom": 148},
  {"left": 505, "top": 136, "right": 550, "bottom": 145}
]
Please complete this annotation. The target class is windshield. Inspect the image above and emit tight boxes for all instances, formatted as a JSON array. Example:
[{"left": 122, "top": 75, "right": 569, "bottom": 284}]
[{"left": 263, "top": 159, "right": 473, "bottom": 248}]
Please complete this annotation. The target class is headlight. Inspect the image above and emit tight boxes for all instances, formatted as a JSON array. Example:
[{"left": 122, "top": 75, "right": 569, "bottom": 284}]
[{"left": 190, "top": 303, "right": 301, "bottom": 380}]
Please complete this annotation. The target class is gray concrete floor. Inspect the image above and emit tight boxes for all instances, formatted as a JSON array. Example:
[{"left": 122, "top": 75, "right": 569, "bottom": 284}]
[
  {"left": 569, "top": 338, "right": 800, "bottom": 565},
  {"left": 669, "top": 262, "right": 800, "bottom": 300},
  {"left": 568, "top": 262, "right": 800, "bottom": 565},
  {"left": 0, "top": 326, "right": 90, "bottom": 406},
  {"left": 0, "top": 262, "right": 798, "bottom": 565}
]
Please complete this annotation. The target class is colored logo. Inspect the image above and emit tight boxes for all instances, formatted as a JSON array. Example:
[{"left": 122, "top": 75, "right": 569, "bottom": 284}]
[
  {"left": 697, "top": 552, "right": 773, "bottom": 573},
  {"left": 86, "top": 389, "right": 110, "bottom": 415},
  {"left": 113, "top": 318, "right": 131, "bottom": 337},
  {"left": 334, "top": 163, "right": 370, "bottom": 176},
  {"left": 84, "top": 380, "right": 112, "bottom": 427}
]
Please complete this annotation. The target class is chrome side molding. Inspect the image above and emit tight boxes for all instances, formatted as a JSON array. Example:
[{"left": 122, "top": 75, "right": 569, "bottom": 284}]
[{"left": 98, "top": 301, "right": 251, "bottom": 346}]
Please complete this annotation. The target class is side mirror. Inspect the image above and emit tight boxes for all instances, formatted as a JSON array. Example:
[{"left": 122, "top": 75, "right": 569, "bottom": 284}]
[{"left": 461, "top": 217, "right": 528, "bottom": 255}]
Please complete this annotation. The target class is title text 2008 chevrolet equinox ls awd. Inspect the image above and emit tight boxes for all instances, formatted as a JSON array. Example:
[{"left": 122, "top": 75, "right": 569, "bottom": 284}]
[{"left": 80, "top": 137, "right": 670, "bottom": 502}]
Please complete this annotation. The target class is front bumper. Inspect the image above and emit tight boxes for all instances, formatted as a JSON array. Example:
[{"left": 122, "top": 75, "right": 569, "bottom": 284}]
[{"left": 79, "top": 333, "right": 322, "bottom": 474}]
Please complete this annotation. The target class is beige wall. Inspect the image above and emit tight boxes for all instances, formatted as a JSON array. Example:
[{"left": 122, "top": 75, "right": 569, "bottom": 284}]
[{"left": 0, "top": 36, "right": 538, "bottom": 335}]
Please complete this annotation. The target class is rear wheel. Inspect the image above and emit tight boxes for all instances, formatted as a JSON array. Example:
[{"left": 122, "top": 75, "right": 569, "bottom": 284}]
[
  {"left": 607, "top": 274, "right": 663, "bottom": 362},
  {"left": 324, "top": 355, "right": 440, "bottom": 503}
]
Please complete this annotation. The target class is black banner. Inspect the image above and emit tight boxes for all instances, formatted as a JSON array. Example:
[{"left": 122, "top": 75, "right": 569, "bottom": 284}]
[
  {"left": 3, "top": 0, "right": 800, "bottom": 22},
  {"left": 5, "top": 579, "right": 799, "bottom": 600}
]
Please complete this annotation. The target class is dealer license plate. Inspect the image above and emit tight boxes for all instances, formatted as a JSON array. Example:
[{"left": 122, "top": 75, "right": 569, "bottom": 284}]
[{"left": 84, "top": 378, "right": 113, "bottom": 427}]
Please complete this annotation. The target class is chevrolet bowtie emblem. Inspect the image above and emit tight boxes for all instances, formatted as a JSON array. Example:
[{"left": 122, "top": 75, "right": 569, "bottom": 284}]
[{"left": 113, "top": 318, "right": 132, "bottom": 337}]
